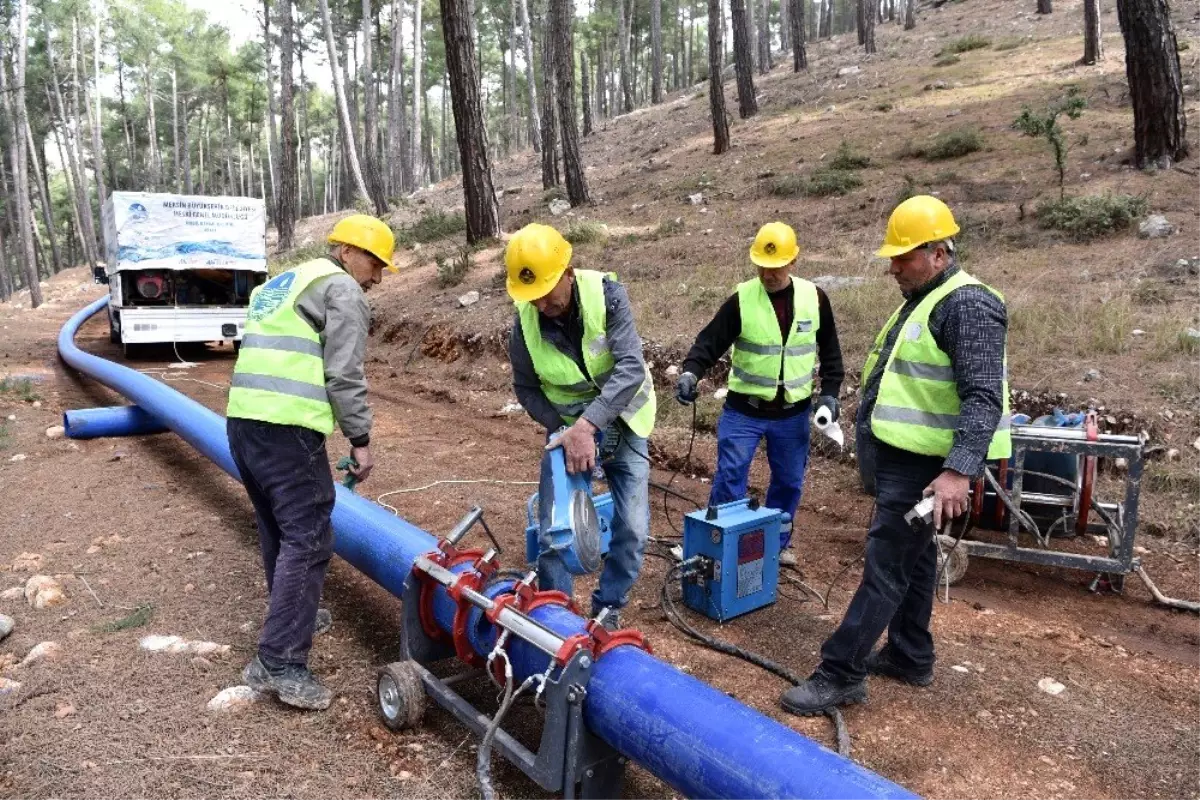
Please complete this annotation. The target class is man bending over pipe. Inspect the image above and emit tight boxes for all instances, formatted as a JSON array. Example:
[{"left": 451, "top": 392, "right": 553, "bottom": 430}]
[
  {"left": 781, "top": 196, "right": 1010, "bottom": 716},
  {"left": 506, "top": 223, "right": 657, "bottom": 630},
  {"left": 226, "top": 214, "right": 395, "bottom": 710}
]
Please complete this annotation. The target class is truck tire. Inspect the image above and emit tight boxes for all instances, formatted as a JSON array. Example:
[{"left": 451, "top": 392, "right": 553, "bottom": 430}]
[
  {"left": 123, "top": 342, "right": 145, "bottom": 360},
  {"left": 109, "top": 311, "right": 120, "bottom": 345}
]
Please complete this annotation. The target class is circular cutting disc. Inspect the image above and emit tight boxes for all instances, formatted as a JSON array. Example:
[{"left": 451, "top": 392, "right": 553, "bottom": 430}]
[{"left": 568, "top": 489, "right": 603, "bottom": 574}]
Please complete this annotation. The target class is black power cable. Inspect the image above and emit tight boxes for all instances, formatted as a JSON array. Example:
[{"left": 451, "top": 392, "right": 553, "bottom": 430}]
[{"left": 660, "top": 562, "right": 852, "bottom": 758}]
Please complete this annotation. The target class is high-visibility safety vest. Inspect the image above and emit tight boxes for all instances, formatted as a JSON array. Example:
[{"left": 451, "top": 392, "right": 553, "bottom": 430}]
[
  {"left": 517, "top": 269, "right": 657, "bottom": 438},
  {"left": 863, "top": 269, "right": 1012, "bottom": 460},
  {"left": 728, "top": 276, "right": 821, "bottom": 403},
  {"left": 226, "top": 258, "right": 342, "bottom": 435}
]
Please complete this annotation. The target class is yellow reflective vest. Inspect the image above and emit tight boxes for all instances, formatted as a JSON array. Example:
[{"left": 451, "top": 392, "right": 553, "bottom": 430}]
[{"left": 728, "top": 276, "right": 821, "bottom": 403}]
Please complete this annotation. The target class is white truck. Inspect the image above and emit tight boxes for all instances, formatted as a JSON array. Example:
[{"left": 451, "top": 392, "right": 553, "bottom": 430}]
[{"left": 100, "top": 191, "right": 268, "bottom": 357}]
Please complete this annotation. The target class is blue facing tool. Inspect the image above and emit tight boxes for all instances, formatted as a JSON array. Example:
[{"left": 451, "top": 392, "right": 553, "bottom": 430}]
[{"left": 524, "top": 444, "right": 614, "bottom": 575}]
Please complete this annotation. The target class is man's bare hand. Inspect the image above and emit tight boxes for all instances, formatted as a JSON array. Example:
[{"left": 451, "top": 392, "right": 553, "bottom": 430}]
[
  {"left": 923, "top": 469, "right": 970, "bottom": 531},
  {"left": 349, "top": 445, "right": 375, "bottom": 483},
  {"left": 548, "top": 419, "right": 598, "bottom": 475}
]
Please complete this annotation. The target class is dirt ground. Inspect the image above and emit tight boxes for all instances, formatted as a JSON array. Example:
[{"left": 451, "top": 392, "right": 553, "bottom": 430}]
[{"left": 3, "top": 2, "right": 1200, "bottom": 798}]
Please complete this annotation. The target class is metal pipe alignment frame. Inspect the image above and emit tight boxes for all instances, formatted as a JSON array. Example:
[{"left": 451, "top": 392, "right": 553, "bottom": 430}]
[{"left": 58, "top": 297, "right": 918, "bottom": 800}]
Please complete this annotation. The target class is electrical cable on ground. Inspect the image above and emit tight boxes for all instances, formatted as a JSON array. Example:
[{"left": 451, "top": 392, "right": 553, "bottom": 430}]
[
  {"left": 660, "top": 561, "right": 851, "bottom": 758},
  {"left": 376, "top": 480, "right": 537, "bottom": 514}
]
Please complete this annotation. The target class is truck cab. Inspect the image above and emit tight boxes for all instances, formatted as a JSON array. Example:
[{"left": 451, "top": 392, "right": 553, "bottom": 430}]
[{"left": 101, "top": 192, "right": 268, "bottom": 358}]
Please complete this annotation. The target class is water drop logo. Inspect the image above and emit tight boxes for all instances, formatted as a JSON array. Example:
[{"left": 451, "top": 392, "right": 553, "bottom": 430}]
[
  {"left": 248, "top": 272, "right": 295, "bottom": 321},
  {"left": 127, "top": 203, "right": 149, "bottom": 222}
]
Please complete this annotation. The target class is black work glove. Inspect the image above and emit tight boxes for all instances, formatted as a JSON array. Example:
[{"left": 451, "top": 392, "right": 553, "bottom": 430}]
[
  {"left": 675, "top": 372, "right": 699, "bottom": 405},
  {"left": 815, "top": 395, "right": 840, "bottom": 422}
]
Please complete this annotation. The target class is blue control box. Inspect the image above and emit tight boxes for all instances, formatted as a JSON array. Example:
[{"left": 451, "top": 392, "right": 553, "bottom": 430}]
[{"left": 682, "top": 499, "right": 783, "bottom": 622}]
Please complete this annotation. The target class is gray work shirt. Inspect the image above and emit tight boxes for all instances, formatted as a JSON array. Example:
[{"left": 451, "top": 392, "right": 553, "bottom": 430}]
[
  {"left": 509, "top": 276, "right": 648, "bottom": 434},
  {"left": 293, "top": 257, "right": 373, "bottom": 445}
]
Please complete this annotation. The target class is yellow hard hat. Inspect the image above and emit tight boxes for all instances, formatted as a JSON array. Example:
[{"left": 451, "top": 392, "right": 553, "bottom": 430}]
[
  {"left": 876, "top": 195, "right": 960, "bottom": 258},
  {"left": 505, "top": 223, "right": 573, "bottom": 303},
  {"left": 749, "top": 222, "right": 800, "bottom": 269},
  {"left": 328, "top": 214, "right": 398, "bottom": 272}
]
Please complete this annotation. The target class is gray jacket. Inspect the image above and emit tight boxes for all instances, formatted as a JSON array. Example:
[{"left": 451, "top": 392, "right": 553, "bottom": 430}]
[
  {"left": 294, "top": 258, "right": 373, "bottom": 446},
  {"left": 509, "top": 276, "right": 648, "bottom": 434}
]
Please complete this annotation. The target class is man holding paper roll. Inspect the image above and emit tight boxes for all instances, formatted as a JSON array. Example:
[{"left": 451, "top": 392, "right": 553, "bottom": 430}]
[
  {"left": 674, "top": 222, "right": 844, "bottom": 567},
  {"left": 505, "top": 223, "right": 657, "bottom": 630}
]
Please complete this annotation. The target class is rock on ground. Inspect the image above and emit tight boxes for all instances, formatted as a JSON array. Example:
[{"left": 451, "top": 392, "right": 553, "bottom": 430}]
[
  {"left": 207, "top": 685, "right": 263, "bottom": 712},
  {"left": 0, "top": 614, "right": 13, "bottom": 640},
  {"left": 139, "top": 634, "right": 231, "bottom": 658},
  {"left": 20, "top": 641, "right": 62, "bottom": 667},
  {"left": 0, "top": 677, "right": 21, "bottom": 695},
  {"left": 548, "top": 198, "right": 571, "bottom": 216},
  {"left": 24, "top": 575, "right": 66, "bottom": 609},
  {"left": 11, "top": 553, "right": 43, "bottom": 572},
  {"left": 1138, "top": 215, "right": 1175, "bottom": 239},
  {"left": 0, "top": 587, "right": 22, "bottom": 601}
]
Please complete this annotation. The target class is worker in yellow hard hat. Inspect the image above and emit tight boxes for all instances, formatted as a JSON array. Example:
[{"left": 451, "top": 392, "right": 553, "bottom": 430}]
[
  {"left": 505, "top": 222, "right": 656, "bottom": 630},
  {"left": 673, "top": 221, "right": 844, "bottom": 567},
  {"left": 226, "top": 213, "right": 395, "bottom": 711},
  {"left": 781, "top": 195, "right": 1011, "bottom": 718}
]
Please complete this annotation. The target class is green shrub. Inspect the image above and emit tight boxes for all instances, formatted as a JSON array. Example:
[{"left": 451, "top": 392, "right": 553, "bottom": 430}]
[
  {"left": 435, "top": 247, "right": 473, "bottom": 288},
  {"left": 934, "top": 54, "right": 961, "bottom": 67},
  {"left": 768, "top": 175, "right": 807, "bottom": 196},
  {"left": 803, "top": 168, "right": 863, "bottom": 197},
  {"left": 543, "top": 186, "right": 566, "bottom": 202},
  {"left": 1013, "top": 86, "right": 1087, "bottom": 199},
  {"left": 0, "top": 376, "right": 40, "bottom": 402},
  {"left": 938, "top": 34, "right": 992, "bottom": 57},
  {"left": 830, "top": 141, "right": 871, "bottom": 170},
  {"left": 922, "top": 129, "right": 984, "bottom": 160},
  {"left": 396, "top": 209, "right": 467, "bottom": 247},
  {"left": 1035, "top": 194, "right": 1148, "bottom": 240},
  {"left": 994, "top": 37, "right": 1024, "bottom": 51},
  {"left": 895, "top": 174, "right": 919, "bottom": 206},
  {"left": 875, "top": 102, "right": 894, "bottom": 112},
  {"left": 656, "top": 217, "right": 686, "bottom": 236},
  {"left": 564, "top": 221, "right": 609, "bottom": 245}
]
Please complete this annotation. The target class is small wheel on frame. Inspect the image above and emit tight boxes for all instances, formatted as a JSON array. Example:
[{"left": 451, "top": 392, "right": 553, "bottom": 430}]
[
  {"left": 936, "top": 534, "right": 969, "bottom": 586},
  {"left": 377, "top": 661, "right": 426, "bottom": 731}
]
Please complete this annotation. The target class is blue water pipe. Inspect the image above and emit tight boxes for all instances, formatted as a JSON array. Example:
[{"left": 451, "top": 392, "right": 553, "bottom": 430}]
[
  {"left": 63, "top": 406, "right": 169, "bottom": 439},
  {"left": 58, "top": 297, "right": 918, "bottom": 800}
]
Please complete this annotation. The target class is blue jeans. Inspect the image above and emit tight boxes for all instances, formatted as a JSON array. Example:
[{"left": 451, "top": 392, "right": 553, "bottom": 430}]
[
  {"left": 709, "top": 406, "right": 811, "bottom": 548},
  {"left": 228, "top": 417, "right": 336, "bottom": 667},
  {"left": 818, "top": 439, "right": 941, "bottom": 683},
  {"left": 537, "top": 429, "right": 650, "bottom": 614}
]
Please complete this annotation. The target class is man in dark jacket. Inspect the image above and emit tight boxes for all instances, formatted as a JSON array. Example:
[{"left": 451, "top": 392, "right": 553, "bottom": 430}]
[
  {"left": 675, "top": 222, "right": 844, "bottom": 566},
  {"left": 781, "top": 196, "right": 1011, "bottom": 716}
]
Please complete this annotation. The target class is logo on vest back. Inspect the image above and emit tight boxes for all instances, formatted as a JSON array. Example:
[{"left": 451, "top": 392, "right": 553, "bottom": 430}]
[{"left": 249, "top": 272, "right": 295, "bottom": 321}]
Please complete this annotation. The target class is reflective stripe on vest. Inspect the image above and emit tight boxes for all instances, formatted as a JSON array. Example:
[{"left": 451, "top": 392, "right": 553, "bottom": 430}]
[
  {"left": 728, "top": 276, "right": 820, "bottom": 403},
  {"left": 516, "top": 270, "right": 657, "bottom": 438},
  {"left": 867, "top": 270, "right": 1012, "bottom": 460},
  {"left": 226, "top": 258, "right": 343, "bottom": 434}
]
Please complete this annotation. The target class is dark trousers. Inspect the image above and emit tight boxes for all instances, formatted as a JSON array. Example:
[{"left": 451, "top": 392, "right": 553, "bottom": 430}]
[
  {"left": 228, "top": 417, "right": 336, "bottom": 666},
  {"left": 818, "top": 438, "right": 942, "bottom": 683}
]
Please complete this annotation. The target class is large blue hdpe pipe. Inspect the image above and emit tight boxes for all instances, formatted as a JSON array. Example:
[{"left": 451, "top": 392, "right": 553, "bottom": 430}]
[
  {"left": 63, "top": 406, "right": 169, "bottom": 439},
  {"left": 58, "top": 297, "right": 917, "bottom": 800}
]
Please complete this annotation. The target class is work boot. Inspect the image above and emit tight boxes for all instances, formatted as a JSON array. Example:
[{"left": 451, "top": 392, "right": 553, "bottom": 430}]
[
  {"left": 242, "top": 655, "right": 333, "bottom": 711},
  {"left": 865, "top": 645, "right": 934, "bottom": 687},
  {"left": 780, "top": 671, "right": 867, "bottom": 717},
  {"left": 592, "top": 606, "right": 620, "bottom": 631}
]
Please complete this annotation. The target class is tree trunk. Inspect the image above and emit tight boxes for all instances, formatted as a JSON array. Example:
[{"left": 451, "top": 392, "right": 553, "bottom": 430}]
[
  {"left": 143, "top": 66, "right": 161, "bottom": 189},
  {"left": 856, "top": 0, "right": 866, "bottom": 45},
  {"left": 779, "top": 0, "right": 790, "bottom": 52},
  {"left": 757, "top": 0, "right": 771, "bottom": 74},
  {"left": 25, "top": 120, "right": 63, "bottom": 273},
  {"left": 440, "top": 0, "right": 501, "bottom": 241},
  {"left": 318, "top": 0, "right": 374, "bottom": 207},
  {"left": 708, "top": 0, "right": 731, "bottom": 154},
  {"left": 618, "top": 0, "right": 634, "bottom": 113},
  {"left": 519, "top": 0, "right": 542, "bottom": 152},
  {"left": 539, "top": 7, "right": 560, "bottom": 189},
  {"left": 361, "top": 0, "right": 387, "bottom": 209},
  {"left": 411, "top": 0, "right": 425, "bottom": 186},
  {"left": 506, "top": 0, "right": 520, "bottom": 152},
  {"left": 1081, "top": 0, "right": 1102, "bottom": 64},
  {"left": 904, "top": 0, "right": 916, "bottom": 29},
  {"left": 651, "top": 0, "right": 663, "bottom": 103},
  {"left": 69, "top": 19, "right": 100, "bottom": 265},
  {"left": 170, "top": 66, "right": 183, "bottom": 191},
  {"left": 299, "top": 40, "right": 317, "bottom": 212},
  {"left": 863, "top": 0, "right": 876, "bottom": 53},
  {"left": 3, "top": 1, "right": 42, "bottom": 306},
  {"left": 551, "top": 0, "right": 589, "bottom": 205},
  {"left": 45, "top": 31, "right": 98, "bottom": 268},
  {"left": 387, "top": 0, "right": 410, "bottom": 194},
  {"left": 1116, "top": 0, "right": 1188, "bottom": 168},
  {"left": 790, "top": 0, "right": 807, "bottom": 70},
  {"left": 581, "top": 50, "right": 594, "bottom": 135},
  {"left": 821, "top": 0, "right": 832, "bottom": 38},
  {"left": 1037, "top": 0, "right": 1052, "bottom": 14},
  {"left": 730, "top": 0, "right": 758, "bottom": 118},
  {"left": 278, "top": 0, "right": 299, "bottom": 250},
  {"left": 90, "top": 11, "right": 109, "bottom": 213}
]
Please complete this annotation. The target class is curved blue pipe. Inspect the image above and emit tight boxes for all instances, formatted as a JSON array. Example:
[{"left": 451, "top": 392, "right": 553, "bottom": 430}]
[
  {"left": 58, "top": 297, "right": 917, "bottom": 800},
  {"left": 63, "top": 406, "right": 169, "bottom": 439}
]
